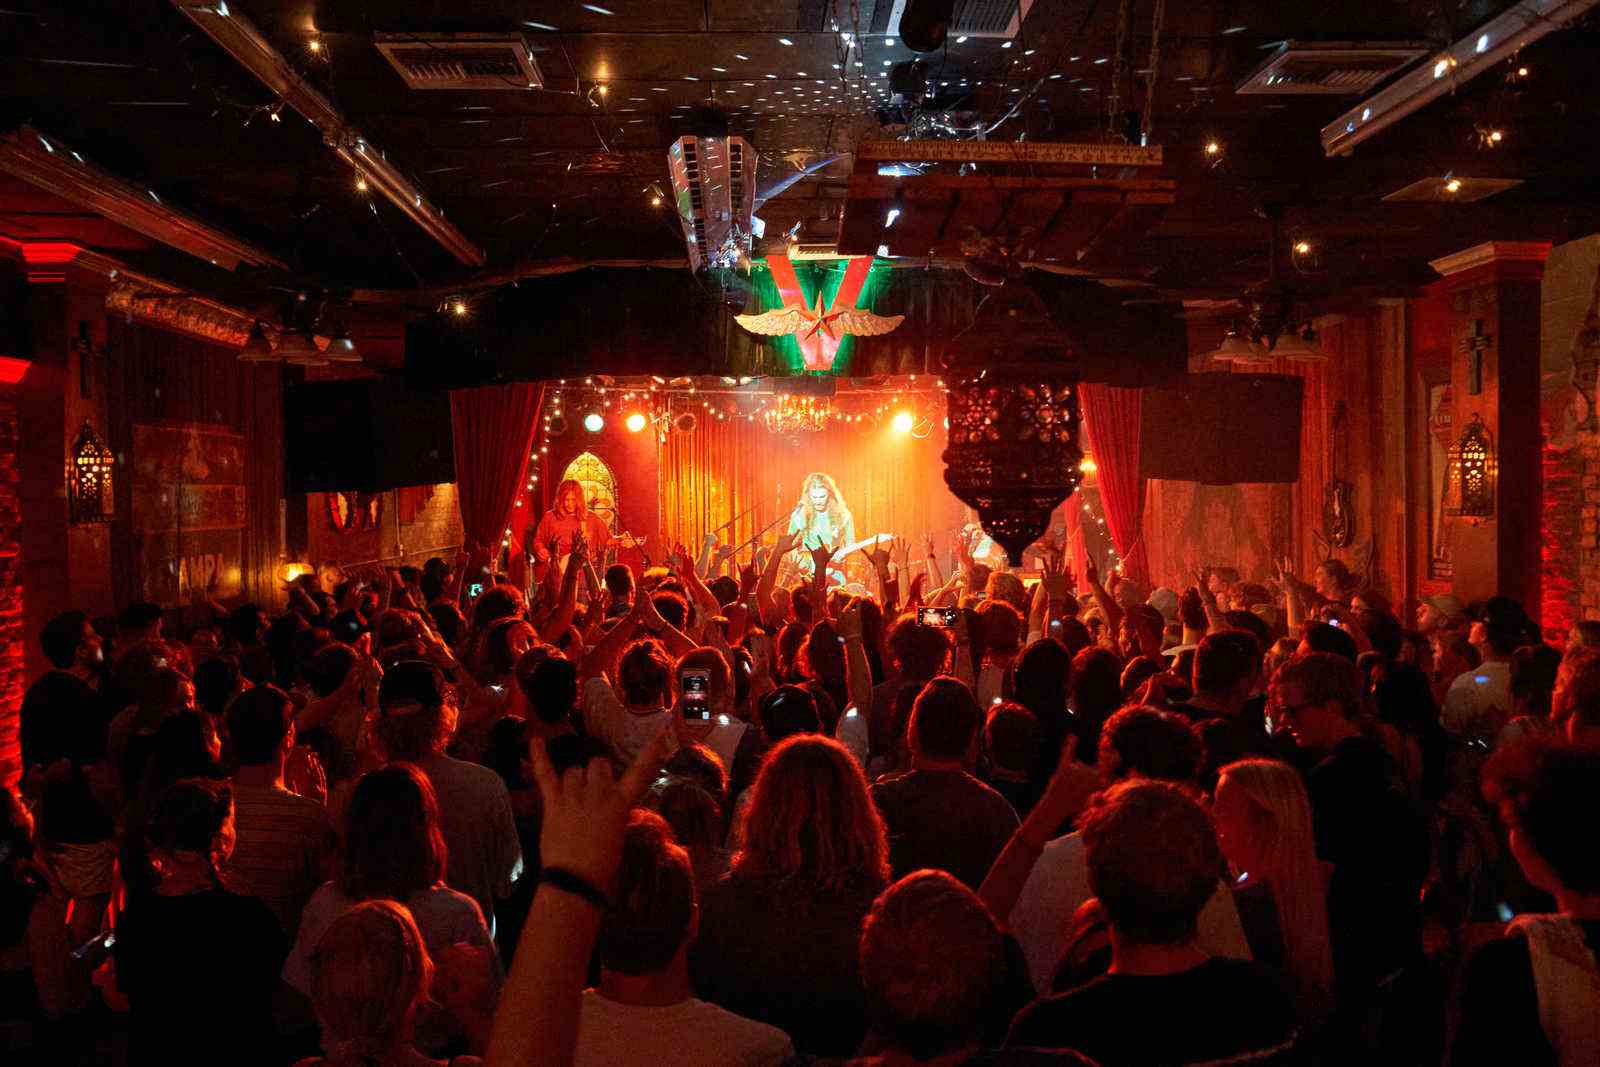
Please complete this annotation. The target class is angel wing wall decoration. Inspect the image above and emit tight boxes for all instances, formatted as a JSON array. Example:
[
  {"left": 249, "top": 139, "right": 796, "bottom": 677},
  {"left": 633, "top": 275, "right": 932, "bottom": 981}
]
[{"left": 736, "top": 255, "right": 903, "bottom": 370}]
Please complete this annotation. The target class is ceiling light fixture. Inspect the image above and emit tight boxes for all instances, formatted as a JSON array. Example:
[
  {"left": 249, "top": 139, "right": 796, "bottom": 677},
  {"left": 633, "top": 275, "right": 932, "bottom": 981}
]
[
  {"left": 1001, "top": 40, "right": 1013, "bottom": 49},
  {"left": 580, "top": 3, "right": 615, "bottom": 14},
  {"left": 956, "top": 35, "right": 968, "bottom": 43},
  {"left": 524, "top": 20, "right": 557, "bottom": 31},
  {"left": 1322, "top": 0, "right": 1597, "bottom": 156},
  {"left": 778, "top": 37, "right": 794, "bottom": 46},
  {"left": 169, "top": 0, "right": 483, "bottom": 265}
]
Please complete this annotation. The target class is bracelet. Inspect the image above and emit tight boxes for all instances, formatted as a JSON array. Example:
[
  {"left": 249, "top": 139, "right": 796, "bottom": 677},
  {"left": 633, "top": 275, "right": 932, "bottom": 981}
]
[{"left": 538, "top": 866, "right": 608, "bottom": 909}]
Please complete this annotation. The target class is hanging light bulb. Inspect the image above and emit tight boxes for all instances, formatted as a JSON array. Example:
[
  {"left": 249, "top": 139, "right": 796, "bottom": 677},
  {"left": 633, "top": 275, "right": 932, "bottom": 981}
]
[
  {"left": 278, "top": 330, "right": 325, "bottom": 366},
  {"left": 237, "top": 321, "right": 278, "bottom": 362},
  {"left": 323, "top": 328, "right": 361, "bottom": 363}
]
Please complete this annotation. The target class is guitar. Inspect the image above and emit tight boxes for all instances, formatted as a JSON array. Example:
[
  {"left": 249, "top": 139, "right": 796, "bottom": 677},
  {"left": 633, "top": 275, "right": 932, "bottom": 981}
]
[{"left": 790, "top": 533, "right": 896, "bottom": 588}]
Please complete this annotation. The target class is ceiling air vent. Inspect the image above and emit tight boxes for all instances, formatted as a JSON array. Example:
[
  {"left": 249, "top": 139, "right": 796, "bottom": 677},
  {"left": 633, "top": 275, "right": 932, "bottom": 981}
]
[
  {"left": 375, "top": 33, "right": 543, "bottom": 90},
  {"left": 1236, "top": 41, "right": 1426, "bottom": 95},
  {"left": 887, "top": 0, "right": 1035, "bottom": 41}
]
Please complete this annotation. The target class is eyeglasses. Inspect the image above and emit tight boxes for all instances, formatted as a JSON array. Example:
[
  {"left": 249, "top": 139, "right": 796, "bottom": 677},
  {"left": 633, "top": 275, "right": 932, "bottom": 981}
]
[{"left": 1270, "top": 699, "right": 1319, "bottom": 722}]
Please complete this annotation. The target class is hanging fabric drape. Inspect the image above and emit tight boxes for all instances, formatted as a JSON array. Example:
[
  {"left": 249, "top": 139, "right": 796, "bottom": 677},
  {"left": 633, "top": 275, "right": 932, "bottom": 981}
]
[
  {"left": 450, "top": 383, "right": 544, "bottom": 586},
  {"left": 1080, "top": 382, "right": 1150, "bottom": 587},
  {"left": 658, "top": 404, "right": 963, "bottom": 569}
]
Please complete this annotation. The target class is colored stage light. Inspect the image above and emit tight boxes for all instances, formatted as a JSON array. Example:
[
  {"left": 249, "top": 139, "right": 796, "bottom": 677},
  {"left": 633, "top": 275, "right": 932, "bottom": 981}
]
[
  {"left": 584, "top": 412, "right": 605, "bottom": 433},
  {"left": 892, "top": 410, "right": 914, "bottom": 434},
  {"left": 625, "top": 411, "right": 647, "bottom": 433}
]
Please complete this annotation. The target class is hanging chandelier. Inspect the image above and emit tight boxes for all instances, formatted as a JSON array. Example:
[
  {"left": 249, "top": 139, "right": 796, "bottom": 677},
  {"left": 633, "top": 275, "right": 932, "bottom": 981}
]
[
  {"left": 942, "top": 281, "right": 1085, "bottom": 565},
  {"left": 762, "top": 395, "right": 832, "bottom": 434}
]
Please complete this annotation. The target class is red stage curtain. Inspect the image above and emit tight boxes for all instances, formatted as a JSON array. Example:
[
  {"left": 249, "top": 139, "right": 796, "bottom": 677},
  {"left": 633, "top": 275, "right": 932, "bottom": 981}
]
[
  {"left": 1081, "top": 383, "right": 1150, "bottom": 587},
  {"left": 450, "top": 383, "right": 544, "bottom": 584},
  {"left": 658, "top": 408, "right": 964, "bottom": 575}
]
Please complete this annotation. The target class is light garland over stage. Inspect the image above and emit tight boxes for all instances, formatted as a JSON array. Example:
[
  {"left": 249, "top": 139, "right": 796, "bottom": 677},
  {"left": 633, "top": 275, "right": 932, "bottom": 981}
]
[{"left": 498, "top": 373, "right": 951, "bottom": 554}]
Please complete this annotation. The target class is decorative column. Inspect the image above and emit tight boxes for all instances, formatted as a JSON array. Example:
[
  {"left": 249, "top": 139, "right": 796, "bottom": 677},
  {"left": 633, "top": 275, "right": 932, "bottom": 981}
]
[{"left": 1427, "top": 241, "right": 1549, "bottom": 609}]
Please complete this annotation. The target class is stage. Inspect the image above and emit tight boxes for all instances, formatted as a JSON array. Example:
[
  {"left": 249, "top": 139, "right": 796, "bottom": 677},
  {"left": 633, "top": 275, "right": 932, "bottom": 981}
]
[{"left": 513, "top": 375, "right": 1115, "bottom": 585}]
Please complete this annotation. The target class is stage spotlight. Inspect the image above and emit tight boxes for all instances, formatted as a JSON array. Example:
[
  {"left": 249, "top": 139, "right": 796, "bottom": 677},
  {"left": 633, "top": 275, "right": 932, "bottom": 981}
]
[
  {"left": 892, "top": 410, "right": 915, "bottom": 434},
  {"left": 583, "top": 411, "right": 605, "bottom": 433},
  {"left": 625, "top": 411, "right": 647, "bottom": 433}
]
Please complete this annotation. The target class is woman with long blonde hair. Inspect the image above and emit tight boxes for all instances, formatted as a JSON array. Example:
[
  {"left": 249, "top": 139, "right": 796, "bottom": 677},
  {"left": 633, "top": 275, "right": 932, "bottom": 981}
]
[
  {"left": 787, "top": 472, "right": 857, "bottom": 564},
  {"left": 690, "top": 735, "right": 888, "bottom": 1056},
  {"left": 300, "top": 899, "right": 447, "bottom": 1067},
  {"left": 1213, "top": 758, "right": 1335, "bottom": 1024}
]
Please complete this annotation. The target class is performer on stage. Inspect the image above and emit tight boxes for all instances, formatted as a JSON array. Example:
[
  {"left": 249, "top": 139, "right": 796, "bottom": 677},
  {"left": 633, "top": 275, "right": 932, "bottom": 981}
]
[
  {"left": 787, "top": 472, "right": 856, "bottom": 575},
  {"left": 532, "top": 479, "right": 614, "bottom": 571}
]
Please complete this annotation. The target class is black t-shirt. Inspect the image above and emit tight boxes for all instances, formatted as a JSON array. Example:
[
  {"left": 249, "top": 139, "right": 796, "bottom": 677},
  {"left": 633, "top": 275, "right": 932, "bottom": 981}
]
[
  {"left": 1451, "top": 920, "right": 1600, "bottom": 1067},
  {"left": 20, "top": 670, "right": 109, "bottom": 769},
  {"left": 1305, "top": 736, "right": 1428, "bottom": 1000},
  {"left": 1006, "top": 958, "right": 1298, "bottom": 1066},
  {"left": 115, "top": 887, "right": 288, "bottom": 1066},
  {"left": 871, "top": 769, "right": 1020, "bottom": 889}
]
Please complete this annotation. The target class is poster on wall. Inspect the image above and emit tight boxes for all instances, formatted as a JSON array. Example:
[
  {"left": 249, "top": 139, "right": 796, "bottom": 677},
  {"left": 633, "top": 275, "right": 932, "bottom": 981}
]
[{"left": 132, "top": 422, "right": 246, "bottom": 607}]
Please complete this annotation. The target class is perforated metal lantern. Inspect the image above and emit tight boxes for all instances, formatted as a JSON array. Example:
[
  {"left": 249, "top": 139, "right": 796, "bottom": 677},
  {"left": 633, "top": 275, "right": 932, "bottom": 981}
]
[
  {"left": 1446, "top": 413, "right": 1497, "bottom": 522},
  {"left": 942, "top": 282, "right": 1084, "bottom": 565},
  {"left": 69, "top": 421, "right": 115, "bottom": 524}
]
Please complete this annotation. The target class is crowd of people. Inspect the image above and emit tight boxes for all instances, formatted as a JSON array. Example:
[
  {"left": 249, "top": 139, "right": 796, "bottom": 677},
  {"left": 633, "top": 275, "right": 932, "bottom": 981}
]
[{"left": 5, "top": 527, "right": 1600, "bottom": 1066}]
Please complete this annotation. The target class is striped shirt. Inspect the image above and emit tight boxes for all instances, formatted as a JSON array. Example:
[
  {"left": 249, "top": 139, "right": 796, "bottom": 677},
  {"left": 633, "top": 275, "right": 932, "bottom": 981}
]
[{"left": 226, "top": 782, "right": 336, "bottom": 937}]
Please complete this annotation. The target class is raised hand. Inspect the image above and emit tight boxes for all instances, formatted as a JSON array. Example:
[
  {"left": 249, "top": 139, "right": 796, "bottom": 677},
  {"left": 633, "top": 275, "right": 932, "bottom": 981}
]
[
  {"left": 867, "top": 539, "right": 892, "bottom": 575},
  {"left": 836, "top": 601, "right": 864, "bottom": 643},
  {"left": 1042, "top": 547, "right": 1071, "bottom": 601},
  {"left": 809, "top": 538, "right": 838, "bottom": 577},
  {"left": 569, "top": 531, "right": 588, "bottom": 566},
  {"left": 923, "top": 531, "right": 938, "bottom": 559},
  {"left": 1084, "top": 556, "right": 1100, "bottom": 587},
  {"left": 774, "top": 530, "right": 799, "bottom": 558},
  {"left": 747, "top": 629, "right": 774, "bottom": 678},
  {"left": 527, "top": 724, "right": 674, "bottom": 891},
  {"left": 738, "top": 562, "right": 760, "bottom": 596},
  {"left": 907, "top": 571, "right": 928, "bottom": 607},
  {"left": 284, "top": 745, "right": 327, "bottom": 805}
]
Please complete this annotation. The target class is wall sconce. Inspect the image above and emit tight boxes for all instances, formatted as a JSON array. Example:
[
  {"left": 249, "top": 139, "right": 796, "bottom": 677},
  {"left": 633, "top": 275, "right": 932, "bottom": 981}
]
[
  {"left": 1446, "top": 413, "right": 1497, "bottom": 523},
  {"left": 69, "top": 421, "right": 115, "bottom": 524}
]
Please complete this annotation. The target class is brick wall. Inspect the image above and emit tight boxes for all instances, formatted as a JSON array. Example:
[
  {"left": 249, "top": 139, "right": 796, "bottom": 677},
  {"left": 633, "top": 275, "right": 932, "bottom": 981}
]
[
  {"left": 0, "top": 396, "right": 23, "bottom": 786},
  {"left": 304, "top": 482, "right": 464, "bottom": 574}
]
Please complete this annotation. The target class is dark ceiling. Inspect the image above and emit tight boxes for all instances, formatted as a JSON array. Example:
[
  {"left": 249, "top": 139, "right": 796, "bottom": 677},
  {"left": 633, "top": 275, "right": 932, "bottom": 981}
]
[{"left": 3, "top": 0, "right": 1600, "bottom": 314}]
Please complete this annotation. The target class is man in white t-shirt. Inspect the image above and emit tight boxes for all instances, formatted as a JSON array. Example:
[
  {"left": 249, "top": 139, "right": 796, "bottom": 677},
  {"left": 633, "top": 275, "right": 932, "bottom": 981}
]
[
  {"left": 1007, "top": 707, "right": 1250, "bottom": 990},
  {"left": 574, "top": 810, "right": 793, "bottom": 1067},
  {"left": 1442, "top": 596, "right": 1528, "bottom": 743}
]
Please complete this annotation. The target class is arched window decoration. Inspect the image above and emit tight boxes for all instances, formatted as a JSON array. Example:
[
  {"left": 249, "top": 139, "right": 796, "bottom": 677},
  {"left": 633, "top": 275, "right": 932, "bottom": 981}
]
[
  {"left": 1446, "top": 413, "right": 1497, "bottom": 523},
  {"left": 70, "top": 421, "right": 115, "bottom": 524},
  {"left": 560, "top": 451, "right": 620, "bottom": 533}
]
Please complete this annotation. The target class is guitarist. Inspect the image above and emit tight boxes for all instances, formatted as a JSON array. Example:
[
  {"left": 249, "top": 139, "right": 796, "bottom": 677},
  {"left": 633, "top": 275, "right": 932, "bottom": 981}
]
[
  {"left": 532, "top": 478, "right": 613, "bottom": 580},
  {"left": 787, "top": 472, "right": 857, "bottom": 584}
]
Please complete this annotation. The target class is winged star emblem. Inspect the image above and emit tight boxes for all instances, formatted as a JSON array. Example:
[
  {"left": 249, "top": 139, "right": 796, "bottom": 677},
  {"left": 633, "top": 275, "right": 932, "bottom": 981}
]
[
  {"left": 735, "top": 254, "right": 904, "bottom": 371},
  {"left": 736, "top": 292, "right": 904, "bottom": 341}
]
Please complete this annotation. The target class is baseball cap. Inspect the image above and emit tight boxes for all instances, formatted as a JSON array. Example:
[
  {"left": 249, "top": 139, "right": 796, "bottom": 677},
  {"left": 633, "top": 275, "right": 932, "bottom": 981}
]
[
  {"left": 379, "top": 659, "right": 447, "bottom": 713},
  {"left": 1146, "top": 587, "right": 1179, "bottom": 622}
]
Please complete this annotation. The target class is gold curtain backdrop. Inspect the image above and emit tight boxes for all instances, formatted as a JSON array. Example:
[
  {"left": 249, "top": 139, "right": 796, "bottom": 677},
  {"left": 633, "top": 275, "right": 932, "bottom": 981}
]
[{"left": 659, "top": 399, "right": 967, "bottom": 571}]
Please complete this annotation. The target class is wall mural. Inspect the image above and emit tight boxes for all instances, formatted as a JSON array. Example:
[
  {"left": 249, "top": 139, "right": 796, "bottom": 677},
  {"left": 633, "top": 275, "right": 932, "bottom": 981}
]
[
  {"left": 131, "top": 422, "right": 245, "bottom": 606},
  {"left": 326, "top": 491, "right": 385, "bottom": 534}
]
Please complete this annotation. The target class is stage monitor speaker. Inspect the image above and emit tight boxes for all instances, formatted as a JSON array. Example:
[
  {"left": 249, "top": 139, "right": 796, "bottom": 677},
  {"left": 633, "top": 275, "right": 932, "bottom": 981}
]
[
  {"left": 286, "top": 377, "right": 456, "bottom": 493},
  {"left": 1138, "top": 373, "right": 1303, "bottom": 484}
]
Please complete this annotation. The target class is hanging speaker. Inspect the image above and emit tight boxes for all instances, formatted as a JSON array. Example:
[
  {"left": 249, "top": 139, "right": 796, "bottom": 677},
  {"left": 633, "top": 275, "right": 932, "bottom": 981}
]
[{"left": 899, "top": 0, "right": 957, "bottom": 53}]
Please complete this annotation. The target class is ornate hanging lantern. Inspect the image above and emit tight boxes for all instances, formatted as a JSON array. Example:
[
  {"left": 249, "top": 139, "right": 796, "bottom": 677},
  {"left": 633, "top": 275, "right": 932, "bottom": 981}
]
[
  {"left": 69, "top": 421, "right": 115, "bottom": 524},
  {"left": 1446, "top": 413, "right": 1497, "bottom": 522},
  {"left": 943, "top": 282, "right": 1084, "bottom": 565}
]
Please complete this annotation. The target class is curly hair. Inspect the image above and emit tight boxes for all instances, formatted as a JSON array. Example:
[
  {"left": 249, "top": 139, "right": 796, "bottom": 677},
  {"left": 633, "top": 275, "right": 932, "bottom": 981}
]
[{"left": 309, "top": 900, "right": 433, "bottom": 1067}]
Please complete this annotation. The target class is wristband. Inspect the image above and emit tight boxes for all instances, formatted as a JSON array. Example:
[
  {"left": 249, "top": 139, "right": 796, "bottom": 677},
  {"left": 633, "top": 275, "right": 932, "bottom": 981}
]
[{"left": 538, "top": 866, "right": 608, "bottom": 909}]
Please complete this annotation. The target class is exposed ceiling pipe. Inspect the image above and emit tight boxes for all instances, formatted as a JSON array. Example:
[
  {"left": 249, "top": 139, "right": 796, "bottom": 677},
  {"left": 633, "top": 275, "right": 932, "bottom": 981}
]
[
  {"left": 170, "top": 0, "right": 485, "bottom": 266},
  {"left": 0, "top": 126, "right": 286, "bottom": 271},
  {"left": 1321, "top": 0, "right": 1600, "bottom": 156}
]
